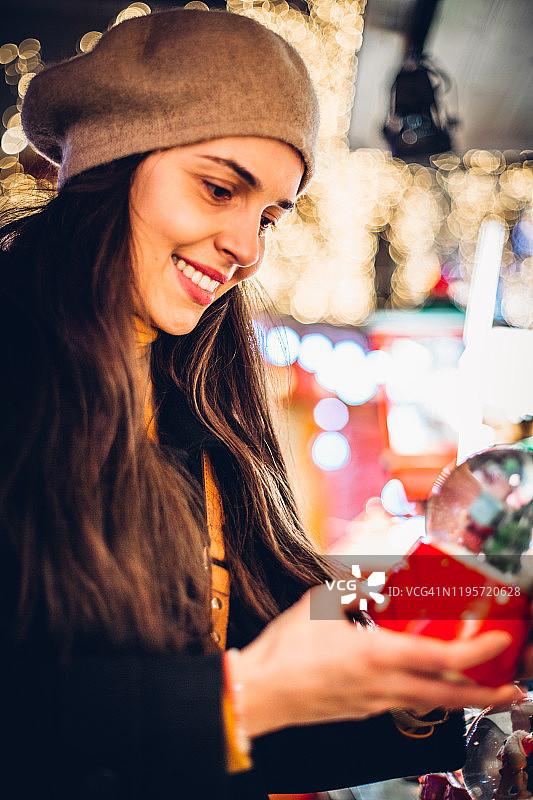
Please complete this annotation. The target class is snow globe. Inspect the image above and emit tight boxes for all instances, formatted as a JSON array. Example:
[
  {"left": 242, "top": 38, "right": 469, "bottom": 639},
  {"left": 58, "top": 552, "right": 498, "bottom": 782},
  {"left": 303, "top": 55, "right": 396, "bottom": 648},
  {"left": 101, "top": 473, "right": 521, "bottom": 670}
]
[
  {"left": 463, "top": 698, "right": 533, "bottom": 799},
  {"left": 370, "top": 446, "right": 533, "bottom": 686}
]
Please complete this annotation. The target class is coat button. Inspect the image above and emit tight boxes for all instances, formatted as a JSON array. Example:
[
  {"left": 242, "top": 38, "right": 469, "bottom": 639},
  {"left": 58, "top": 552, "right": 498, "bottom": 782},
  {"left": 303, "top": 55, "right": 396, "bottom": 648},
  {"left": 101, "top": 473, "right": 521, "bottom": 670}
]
[
  {"left": 211, "top": 630, "right": 220, "bottom": 644},
  {"left": 211, "top": 596, "right": 223, "bottom": 610}
]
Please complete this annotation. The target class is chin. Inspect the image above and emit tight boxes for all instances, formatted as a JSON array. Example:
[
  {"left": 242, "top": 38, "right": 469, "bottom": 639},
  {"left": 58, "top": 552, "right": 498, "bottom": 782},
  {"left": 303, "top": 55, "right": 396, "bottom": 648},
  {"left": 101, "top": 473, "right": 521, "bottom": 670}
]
[{"left": 156, "top": 312, "right": 203, "bottom": 337}]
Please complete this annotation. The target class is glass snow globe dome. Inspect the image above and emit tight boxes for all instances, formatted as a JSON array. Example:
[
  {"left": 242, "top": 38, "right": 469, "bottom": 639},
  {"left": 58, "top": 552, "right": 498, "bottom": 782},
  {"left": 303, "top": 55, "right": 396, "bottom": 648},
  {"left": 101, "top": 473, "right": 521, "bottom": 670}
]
[{"left": 463, "top": 698, "right": 533, "bottom": 800}]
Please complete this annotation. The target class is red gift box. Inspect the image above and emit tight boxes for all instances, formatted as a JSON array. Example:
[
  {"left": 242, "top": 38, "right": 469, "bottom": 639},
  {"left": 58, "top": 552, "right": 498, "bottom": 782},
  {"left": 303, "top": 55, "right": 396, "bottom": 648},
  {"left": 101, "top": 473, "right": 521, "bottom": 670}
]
[{"left": 369, "top": 539, "right": 531, "bottom": 686}]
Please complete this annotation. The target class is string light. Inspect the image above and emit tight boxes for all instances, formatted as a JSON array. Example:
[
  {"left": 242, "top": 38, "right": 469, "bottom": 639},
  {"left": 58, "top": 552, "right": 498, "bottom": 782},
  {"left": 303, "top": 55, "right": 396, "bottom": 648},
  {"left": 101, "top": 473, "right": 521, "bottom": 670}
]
[
  {"left": 114, "top": 4, "right": 151, "bottom": 25},
  {"left": 0, "top": 5, "right": 153, "bottom": 205},
  {"left": 0, "top": 35, "right": 45, "bottom": 199},
  {"left": 1, "top": 2, "right": 532, "bottom": 328},
  {"left": 78, "top": 32, "right": 103, "bottom": 54}
]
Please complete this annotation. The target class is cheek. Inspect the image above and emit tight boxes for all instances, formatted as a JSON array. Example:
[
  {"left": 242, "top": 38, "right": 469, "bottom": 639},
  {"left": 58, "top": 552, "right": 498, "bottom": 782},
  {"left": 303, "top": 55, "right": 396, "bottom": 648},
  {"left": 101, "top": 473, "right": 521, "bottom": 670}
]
[{"left": 134, "top": 188, "right": 195, "bottom": 249}]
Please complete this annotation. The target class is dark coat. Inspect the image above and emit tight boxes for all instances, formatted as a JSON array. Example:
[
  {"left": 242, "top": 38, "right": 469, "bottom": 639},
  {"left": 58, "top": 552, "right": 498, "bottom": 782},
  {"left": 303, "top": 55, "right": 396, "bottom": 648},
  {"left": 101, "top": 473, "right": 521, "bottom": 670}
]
[{"left": 2, "top": 647, "right": 466, "bottom": 800}]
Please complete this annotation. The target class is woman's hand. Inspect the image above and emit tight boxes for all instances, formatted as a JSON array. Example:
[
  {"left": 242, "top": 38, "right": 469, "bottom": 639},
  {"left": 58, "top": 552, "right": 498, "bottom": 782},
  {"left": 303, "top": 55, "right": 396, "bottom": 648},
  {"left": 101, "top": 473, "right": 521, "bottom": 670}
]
[{"left": 238, "top": 585, "right": 524, "bottom": 739}]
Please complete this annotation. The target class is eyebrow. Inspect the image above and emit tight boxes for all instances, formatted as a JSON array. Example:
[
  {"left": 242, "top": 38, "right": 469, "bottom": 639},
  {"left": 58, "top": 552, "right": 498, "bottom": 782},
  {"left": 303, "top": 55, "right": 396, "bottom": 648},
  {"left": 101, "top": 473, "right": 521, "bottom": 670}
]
[{"left": 196, "top": 155, "right": 295, "bottom": 211}]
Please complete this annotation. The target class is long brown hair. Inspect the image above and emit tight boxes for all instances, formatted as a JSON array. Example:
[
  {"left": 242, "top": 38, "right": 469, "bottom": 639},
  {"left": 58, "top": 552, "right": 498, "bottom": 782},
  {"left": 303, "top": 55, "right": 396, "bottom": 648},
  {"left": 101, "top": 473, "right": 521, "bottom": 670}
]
[
  {"left": 0, "top": 154, "right": 328, "bottom": 655},
  {"left": 153, "top": 288, "right": 330, "bottom": 621}
]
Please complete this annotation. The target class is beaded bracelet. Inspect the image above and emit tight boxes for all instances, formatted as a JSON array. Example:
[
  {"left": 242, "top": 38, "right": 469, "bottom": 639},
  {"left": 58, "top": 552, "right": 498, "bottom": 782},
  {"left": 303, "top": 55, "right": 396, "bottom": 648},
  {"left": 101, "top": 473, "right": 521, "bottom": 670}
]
[{"left": 224, "top": 648, "right": 252, "bottom": 758}]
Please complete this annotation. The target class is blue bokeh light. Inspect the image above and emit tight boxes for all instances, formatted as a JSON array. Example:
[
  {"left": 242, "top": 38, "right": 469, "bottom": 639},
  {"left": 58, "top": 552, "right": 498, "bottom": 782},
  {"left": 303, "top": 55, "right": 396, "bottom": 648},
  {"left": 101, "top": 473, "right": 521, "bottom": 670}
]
[
  {"left": 381, "top": 479, "right": 417, "bottom": 517},
  {"left": 298, "top": 333, "right": 333, "bottom": 373},
  {"left": 312, "top": 432, "right": 350, "bottom": 471},
  {"left": 265, "top": 326, "right": 300, "bottom": 366}
]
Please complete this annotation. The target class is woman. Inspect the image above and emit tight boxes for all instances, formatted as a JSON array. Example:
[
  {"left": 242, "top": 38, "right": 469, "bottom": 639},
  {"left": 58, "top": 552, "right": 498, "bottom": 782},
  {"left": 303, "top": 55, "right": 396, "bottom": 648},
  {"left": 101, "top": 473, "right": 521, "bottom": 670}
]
[{"left": 0, "top": 8, "right": 527, "bottom": 799}]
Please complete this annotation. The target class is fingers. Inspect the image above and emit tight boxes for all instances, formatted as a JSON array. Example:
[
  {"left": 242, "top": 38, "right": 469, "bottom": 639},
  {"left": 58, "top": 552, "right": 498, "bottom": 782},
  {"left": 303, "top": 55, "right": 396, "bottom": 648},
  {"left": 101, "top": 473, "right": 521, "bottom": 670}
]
[
  {"left": 374, "top": 628, "right": 513, "bottom": 677},
  {"left": 432, "top": 630, "right": 513, "bottom": 674},
  {"left": 347, "top": 630, "right": 525, "bottom": 713},
  {"left": 391, "top": 673, "right": 524, "bottom": 714},
  {"left": 264, "top": 589, "right": 527, "bottom": 730}
]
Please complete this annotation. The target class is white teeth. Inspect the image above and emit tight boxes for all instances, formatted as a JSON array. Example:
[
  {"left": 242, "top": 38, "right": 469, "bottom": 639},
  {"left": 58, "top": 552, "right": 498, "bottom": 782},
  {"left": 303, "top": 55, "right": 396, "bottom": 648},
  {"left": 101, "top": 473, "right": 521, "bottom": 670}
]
[
  {"left": 173, "top": 256, "right": 221, "bottom": 293},
  {"left": 171, "top": 255, "right": 187, "bottom": 271}
]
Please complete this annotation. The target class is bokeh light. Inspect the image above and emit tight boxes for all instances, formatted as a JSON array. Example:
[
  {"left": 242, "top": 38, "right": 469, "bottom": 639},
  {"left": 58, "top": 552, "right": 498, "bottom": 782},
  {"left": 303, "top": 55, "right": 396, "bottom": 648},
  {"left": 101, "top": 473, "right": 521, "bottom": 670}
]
[
  {"left": 1, "top": 126, "right": 27, "bottom": 154},
  {"left": 366, "top": 349, "right": 393, "bottom": 385},
  {"left": 297, "top": 333, "right": 333, "bottom": 373},
  {"left": 264, "top": 325, "right": 300, "bottom": 366},
  {"left": 1, "top": 2, "right": 532, "bottom": 327},
  {"left": 312, "top": 431, "right": 350, "bottom": 470},
  {"left": 315, "top": 340, "right": 366, "bottom": 392},
  {"left": 335, "top": 368, "right": 378, "bottom": 406},
  {"left": 78, "top": 32, "right": 103, "bottom": 53},
  {"left": 381, "top": 479, "right": 416, "bottom": 517},
  {"left": 313, "top": 397, "right": 350, "bottom": 431}
]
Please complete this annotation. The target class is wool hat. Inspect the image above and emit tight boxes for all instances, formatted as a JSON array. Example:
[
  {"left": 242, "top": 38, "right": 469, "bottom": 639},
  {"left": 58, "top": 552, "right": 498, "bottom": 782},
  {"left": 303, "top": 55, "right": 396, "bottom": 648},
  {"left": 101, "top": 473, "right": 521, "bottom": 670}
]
[{"left": 21, "top": 8, "right": 319, "bottom": 190}]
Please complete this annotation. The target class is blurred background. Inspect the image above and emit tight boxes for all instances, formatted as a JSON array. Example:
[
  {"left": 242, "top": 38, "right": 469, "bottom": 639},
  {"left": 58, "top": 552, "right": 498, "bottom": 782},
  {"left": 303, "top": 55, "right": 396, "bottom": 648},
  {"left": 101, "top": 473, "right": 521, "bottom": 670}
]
[{"left": 2, "top": 0, "right": 532, "bottom": 557}]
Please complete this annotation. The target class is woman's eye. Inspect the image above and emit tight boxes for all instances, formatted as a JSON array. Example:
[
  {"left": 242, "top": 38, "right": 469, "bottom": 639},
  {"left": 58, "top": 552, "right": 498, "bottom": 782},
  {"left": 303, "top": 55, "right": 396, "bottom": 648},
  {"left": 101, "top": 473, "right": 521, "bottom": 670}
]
[
  {"left": 204, "top": 181, "right": 232, "bottom": 200},
  {"left": 259, "top": 215, "right": 277, "bottom": 235}
]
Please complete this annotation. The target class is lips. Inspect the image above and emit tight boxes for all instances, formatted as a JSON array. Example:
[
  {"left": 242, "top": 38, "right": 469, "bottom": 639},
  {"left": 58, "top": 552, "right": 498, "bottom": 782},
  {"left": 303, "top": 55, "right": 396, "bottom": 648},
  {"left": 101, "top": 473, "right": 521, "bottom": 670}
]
[
  {"left": 171, "top": 255, "right": 230, "bottom": 286},
  {"left": 171, "top": 254, "right": 230, "bottom": 307},
  {"left": 172, "top": 257, "right": 219, "bottom": 292}
]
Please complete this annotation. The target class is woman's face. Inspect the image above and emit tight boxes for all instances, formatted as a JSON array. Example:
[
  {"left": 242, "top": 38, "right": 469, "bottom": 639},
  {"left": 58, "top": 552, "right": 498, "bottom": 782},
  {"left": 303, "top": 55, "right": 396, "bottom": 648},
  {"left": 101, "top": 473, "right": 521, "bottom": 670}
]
[{"left": 129, "top": 137, "right": 304, "bottom": 335}]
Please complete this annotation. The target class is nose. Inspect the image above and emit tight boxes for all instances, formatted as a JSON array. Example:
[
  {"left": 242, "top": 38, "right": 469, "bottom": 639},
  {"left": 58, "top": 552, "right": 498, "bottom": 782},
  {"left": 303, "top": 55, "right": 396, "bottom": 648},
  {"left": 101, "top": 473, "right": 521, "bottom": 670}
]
[{"left": 215, "top": 209, "right": 262, "bottom": 270}]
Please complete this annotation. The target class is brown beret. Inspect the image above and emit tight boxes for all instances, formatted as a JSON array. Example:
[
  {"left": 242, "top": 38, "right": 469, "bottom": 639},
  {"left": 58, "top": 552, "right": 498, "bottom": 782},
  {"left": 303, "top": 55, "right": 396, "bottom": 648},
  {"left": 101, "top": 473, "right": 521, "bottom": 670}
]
[{"left": 21, "top": 8, "right": 319, "bottom": 190}]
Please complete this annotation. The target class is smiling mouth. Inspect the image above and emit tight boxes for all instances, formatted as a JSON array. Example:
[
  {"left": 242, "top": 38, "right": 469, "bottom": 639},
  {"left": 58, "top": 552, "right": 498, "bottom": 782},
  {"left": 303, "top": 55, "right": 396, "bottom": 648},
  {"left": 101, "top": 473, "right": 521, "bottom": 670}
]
[{"left": 171, "top": 255, "right": 224, "bottom": 292}]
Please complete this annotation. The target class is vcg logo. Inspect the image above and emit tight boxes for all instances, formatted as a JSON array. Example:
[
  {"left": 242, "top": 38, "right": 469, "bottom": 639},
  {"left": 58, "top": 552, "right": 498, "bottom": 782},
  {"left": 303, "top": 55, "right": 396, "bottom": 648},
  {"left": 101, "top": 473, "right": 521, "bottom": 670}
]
[{"left": 326, "top": 564, "right": 386, "bottom": 611}]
